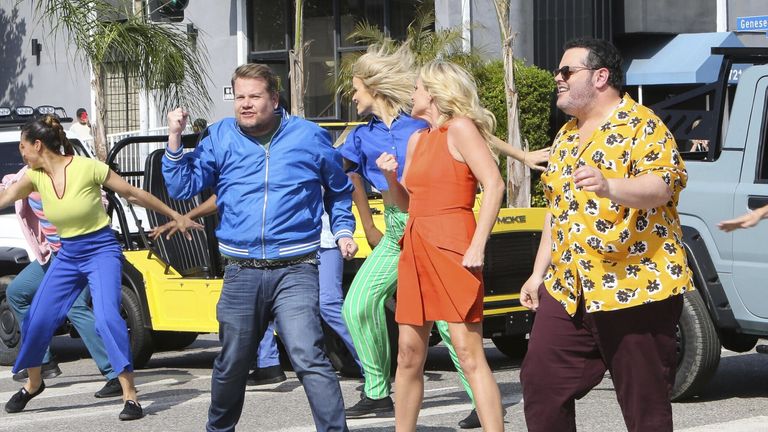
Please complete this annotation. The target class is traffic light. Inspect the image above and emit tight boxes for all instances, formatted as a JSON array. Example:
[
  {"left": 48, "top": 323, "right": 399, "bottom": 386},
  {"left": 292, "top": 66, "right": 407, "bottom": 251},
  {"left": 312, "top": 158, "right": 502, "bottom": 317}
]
[{"left": 148, "top": 0, "right": 189, "bottom": 23}]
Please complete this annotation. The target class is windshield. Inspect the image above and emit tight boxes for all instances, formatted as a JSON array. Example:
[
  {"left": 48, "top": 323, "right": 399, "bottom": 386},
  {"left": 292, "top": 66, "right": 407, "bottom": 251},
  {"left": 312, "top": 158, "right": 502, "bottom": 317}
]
[{"left": 0, "top": 140, "right": 24, "bottom": 215}]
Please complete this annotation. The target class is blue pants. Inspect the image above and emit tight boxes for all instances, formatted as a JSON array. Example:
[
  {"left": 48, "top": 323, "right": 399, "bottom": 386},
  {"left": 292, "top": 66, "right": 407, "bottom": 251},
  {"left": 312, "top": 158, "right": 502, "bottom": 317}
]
[
  {"left": 7, "top": 256, "right": 116, "bottom": 379},
  {"left": 12, "top": 227, "right": 132, "bottom": 376},
  {"left": 208, "top": 262, "right": 347, "bottom": 432},
  {"left": 256, "top": 248, "right": 362, "bottom": 373}
]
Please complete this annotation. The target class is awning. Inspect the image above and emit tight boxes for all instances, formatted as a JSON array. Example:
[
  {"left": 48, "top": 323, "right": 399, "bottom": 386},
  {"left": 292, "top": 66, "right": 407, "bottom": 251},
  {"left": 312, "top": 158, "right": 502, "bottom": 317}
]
[{"left": 624, "top": 32, "right": 744, "bottom": 85}]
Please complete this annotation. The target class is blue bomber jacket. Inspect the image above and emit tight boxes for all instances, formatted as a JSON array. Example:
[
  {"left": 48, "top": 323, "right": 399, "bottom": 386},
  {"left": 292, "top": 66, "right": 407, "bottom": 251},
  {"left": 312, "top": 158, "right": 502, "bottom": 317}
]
[{"left": 162, "top": 109, "right": 355, "bottom": 260}]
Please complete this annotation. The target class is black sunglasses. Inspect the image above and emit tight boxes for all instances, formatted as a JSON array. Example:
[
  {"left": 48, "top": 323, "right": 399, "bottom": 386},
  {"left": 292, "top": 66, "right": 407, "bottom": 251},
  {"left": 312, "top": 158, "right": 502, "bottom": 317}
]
[{"left": 552, "top": 65, "right": 596, "bottom": 80}]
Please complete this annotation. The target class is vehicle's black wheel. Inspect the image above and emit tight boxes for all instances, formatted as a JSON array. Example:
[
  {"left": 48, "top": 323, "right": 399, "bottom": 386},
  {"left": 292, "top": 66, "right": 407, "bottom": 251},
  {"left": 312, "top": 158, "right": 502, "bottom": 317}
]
[
  {"left": 322, "top": 322, "right": 361, "bottom": 377},
  {"left": 152, "top": 331, "right": 198, "bottom": 352},
  {"left": 120, "top": 286, "right": 154, "bottom": 368},
  {"left": 491, "top": 334, "right": 529, "bottom": 359},
  {"left": 672, "top": 290, "right": 721, "bottom": 401},
  {"left": 719, "top": 330, "right": 758, "bottom": 353},
  {"left": 0, "top": 276, "right": 20, "bottom": 366}
]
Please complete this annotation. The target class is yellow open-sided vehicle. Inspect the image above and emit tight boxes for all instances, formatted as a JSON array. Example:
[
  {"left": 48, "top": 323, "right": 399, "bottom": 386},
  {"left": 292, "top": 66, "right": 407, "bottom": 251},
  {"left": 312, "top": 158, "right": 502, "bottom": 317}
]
[{"left": 105, "top": 127, "right": 545, "bottom": 369}]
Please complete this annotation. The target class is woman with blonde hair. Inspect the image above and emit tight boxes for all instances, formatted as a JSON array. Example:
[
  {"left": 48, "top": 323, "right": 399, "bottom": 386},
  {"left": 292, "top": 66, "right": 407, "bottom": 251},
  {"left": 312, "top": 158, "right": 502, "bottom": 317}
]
[
  {"left": 377, "top": 60, "right": 505, "bottom": 431},
  {"left": 341, "top": 44, "right": 483, "bottom": 427}
]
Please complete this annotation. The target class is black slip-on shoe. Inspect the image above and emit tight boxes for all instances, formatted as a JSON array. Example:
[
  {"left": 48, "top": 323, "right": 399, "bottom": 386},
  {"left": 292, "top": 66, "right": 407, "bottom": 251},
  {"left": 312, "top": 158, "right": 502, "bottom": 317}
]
[
  {"left": 119, "top": 400, "right": 144, "bottom": 421},
  {"left": 12, "top": 361, "right": 62, "bottom": 383},
  {"left": 458, "top": 409, "right": 481, "bottom": 429},
  {"left": 5, "top": 381, "right": 46, "bottom": 413},
  {"left": 246, "top": 365, "right": 287, "bottom": 386},
  {"left": 345, "top": 395, "right": 394, "bottom": 418},
  {"left": 94, "top": 378, "right": 122, "bottom": 398}
]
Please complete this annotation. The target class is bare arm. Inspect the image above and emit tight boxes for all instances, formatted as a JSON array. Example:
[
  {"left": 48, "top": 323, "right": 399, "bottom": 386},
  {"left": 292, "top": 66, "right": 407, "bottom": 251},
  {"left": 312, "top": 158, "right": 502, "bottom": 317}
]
[
  {"left": 448, "top": 118, "right": 504, "bottom": 270},
  {"left": 520, "top": 212, "right": 553, "bottom": 310},
  {"left": 719, "top": 204, "right": 768, "bottom": 232},
  {"left": 377, "top": 132, "right": 420, "bottom": 212},
  {"left": 167, "top": 108, "right": 189, "bottom": 152},
  {"left": 489, "top": 135, "right": 550, "bottom": 172},
  {"left": 150, "top": 194, "right": 218, "bottom": 239},
  {"left": 347, "top": 172, "right": 383, "bottom": 248},
  {"left": 103, "top": 170, "right": 202, "bottom": 239},
  {"left": 0, "top": 175, "right": 33, "bottom": 209}
]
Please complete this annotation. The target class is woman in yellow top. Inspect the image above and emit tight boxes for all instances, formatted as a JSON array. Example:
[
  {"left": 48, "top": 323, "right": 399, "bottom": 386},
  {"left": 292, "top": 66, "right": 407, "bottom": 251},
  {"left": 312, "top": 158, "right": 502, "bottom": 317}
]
[{"left": 0, "top": 115, "right": 201, "bottom": 420}]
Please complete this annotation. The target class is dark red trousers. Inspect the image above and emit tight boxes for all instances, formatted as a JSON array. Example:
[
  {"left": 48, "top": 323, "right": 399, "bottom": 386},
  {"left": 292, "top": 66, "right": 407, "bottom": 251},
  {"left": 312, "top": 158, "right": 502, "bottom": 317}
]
[{"left": 520, "top": 287, "right": 683, "bottom": 432}]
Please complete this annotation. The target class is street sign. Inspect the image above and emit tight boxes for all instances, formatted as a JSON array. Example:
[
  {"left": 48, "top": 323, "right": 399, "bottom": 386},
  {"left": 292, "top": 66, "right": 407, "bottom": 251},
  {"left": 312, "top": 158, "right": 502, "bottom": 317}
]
[
  {"left": 736, "top": 15, "right": 768, "bottom": 32},
  {"left": 223, "top": 86, "right": 233, "bottom": 101}
]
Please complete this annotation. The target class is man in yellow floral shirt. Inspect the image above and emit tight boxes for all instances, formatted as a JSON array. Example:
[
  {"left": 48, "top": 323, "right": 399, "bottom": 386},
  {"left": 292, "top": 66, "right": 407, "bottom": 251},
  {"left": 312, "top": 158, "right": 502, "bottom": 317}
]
[{"left": 519, "top": 38, "right": 692, "bottom": 432}]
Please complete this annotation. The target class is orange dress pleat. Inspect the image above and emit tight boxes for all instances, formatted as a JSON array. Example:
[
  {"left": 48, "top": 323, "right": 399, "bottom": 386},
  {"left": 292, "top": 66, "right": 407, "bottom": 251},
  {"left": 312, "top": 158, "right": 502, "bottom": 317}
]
[{"left": 395, "top": 123, "right": 484, "bottom": 325}]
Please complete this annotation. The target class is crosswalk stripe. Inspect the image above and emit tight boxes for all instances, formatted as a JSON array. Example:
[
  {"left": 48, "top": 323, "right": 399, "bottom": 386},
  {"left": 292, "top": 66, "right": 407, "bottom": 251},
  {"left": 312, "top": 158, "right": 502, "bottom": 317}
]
[{"left": 676, "top": 416, "right": 768, "bottom": 431}]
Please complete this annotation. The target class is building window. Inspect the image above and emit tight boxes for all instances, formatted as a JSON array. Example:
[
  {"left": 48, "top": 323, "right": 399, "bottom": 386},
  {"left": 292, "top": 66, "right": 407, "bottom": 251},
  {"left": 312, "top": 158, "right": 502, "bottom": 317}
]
[
  {"left": 103, "top": 62, "right": 140, "bottom": 134},
  {"left": 247, "top": 0, "right": 417, "bottom": 121}
]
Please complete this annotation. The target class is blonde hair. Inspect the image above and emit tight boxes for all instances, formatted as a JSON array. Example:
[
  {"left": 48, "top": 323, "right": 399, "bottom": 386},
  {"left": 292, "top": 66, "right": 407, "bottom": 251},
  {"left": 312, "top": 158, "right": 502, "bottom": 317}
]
[
  {"left": 418, "top": 60, "right": 498, "bottom": 159},
  {"left": 352, "top": 43, "right": 416, "bottom": 117}
]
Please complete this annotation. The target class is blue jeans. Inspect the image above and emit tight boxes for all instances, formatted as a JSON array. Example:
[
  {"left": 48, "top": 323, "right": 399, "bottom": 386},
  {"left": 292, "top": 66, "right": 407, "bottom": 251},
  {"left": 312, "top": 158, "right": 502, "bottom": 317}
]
[
  {"left": 207, "top": 262, "right": 348, "bottom": 432},
  {"left": 7, "top": 255, "right": 116, "bottom": 379},
  {"left": 255, "top": 248, "right": 362, "bottom": 373}
]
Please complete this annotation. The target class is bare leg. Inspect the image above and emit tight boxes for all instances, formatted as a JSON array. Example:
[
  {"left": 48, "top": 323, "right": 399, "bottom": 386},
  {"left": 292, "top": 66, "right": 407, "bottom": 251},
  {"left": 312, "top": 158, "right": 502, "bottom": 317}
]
[
  {"left": 394, "top": 323, "right": 432, "bottom": 432},
  {"left": 118, "top": 371, "right": 138, "bottom": 402},
  {"left": 23, "top": 367, "right": 43, "bottom": 393},
  {"left": 448, "top": 322, "right": 503, "bottom": 431}
]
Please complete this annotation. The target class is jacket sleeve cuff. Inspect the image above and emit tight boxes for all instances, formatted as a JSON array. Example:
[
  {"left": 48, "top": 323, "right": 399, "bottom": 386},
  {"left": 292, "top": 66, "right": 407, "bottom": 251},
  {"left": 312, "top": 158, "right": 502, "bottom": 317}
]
[
  {"left": 333, "top": 229, "right": 354, "bottom": 242},
  {"left": 165, "top": 146, "right": 184, "bottom": 162}
]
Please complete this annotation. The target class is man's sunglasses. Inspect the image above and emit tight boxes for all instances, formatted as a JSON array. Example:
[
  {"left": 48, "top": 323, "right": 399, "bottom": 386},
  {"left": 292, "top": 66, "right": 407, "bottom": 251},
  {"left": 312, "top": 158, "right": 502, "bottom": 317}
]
[{"left": 552, "top": 65, "right": 596, "bottom": 80}]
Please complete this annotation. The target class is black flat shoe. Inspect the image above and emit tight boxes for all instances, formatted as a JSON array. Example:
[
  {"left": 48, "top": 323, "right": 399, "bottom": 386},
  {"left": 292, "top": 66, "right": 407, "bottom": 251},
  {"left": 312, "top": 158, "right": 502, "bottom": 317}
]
[
  {"left": 119, "top": 400, "right": 144, "bottom": 421},
  {"left": 5, "top": 381, "right": 46, "bottom": 413},
  {"left": 458, "top": 408, "right": 481, "bottom": 429},
  {"left": 94, "top": 378, "right": 122, "bottom": 398}
]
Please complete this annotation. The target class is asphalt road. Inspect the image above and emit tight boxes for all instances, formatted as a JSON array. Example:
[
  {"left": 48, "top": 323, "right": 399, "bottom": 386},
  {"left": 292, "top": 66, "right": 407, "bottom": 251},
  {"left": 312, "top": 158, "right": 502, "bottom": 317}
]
[{"left": 1, "top": 335, "right": 768, "bottom": 431}]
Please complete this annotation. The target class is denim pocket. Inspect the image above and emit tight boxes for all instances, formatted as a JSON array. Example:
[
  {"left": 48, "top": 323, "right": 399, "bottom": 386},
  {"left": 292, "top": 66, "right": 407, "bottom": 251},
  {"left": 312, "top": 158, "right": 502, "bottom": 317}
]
[{"left": 223, "top": 263, "right": 243, "bottom": 282}]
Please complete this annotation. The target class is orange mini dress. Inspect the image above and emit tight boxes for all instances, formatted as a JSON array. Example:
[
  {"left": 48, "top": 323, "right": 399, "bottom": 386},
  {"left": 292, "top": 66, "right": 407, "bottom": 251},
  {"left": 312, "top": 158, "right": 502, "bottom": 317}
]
[{"left": 396, "top": 122, "right": 484, "bottom": 326}]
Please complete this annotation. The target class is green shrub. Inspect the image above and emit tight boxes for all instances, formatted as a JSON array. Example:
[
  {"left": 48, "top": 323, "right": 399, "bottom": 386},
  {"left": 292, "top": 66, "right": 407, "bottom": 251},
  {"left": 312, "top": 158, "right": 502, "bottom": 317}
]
[{"left": 473, "top": 60, "right": 554, "bottom": 207}]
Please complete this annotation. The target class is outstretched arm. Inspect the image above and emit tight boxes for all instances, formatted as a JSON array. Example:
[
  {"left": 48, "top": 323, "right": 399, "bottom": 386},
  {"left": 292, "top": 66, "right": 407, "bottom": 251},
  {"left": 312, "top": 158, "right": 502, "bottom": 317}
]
[
  {"left": 103, "top": 170, "right": 203, "bottom": 239},
  {"left": 150, "top": 194, "right": 218, "bottom": 240},
  {"left": 719, "top": 204, "right": 768, "bottom": 232},
  {"left": 0, "top": 175, "right": 33, "bottom": 209},
  {"left": 489, "top": 135, "right": 550, "bottom": 172}
]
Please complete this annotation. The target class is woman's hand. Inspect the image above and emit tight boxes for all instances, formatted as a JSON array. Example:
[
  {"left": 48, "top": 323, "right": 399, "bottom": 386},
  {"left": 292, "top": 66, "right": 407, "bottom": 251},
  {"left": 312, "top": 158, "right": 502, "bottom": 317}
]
[
  {"left": 462, "top": 243, "right": 485, "bottom": 272},
  {"left": 718, "top": 211, "right": 764, "bottom": 232},
  {"left": 149, "top": 220, "right": 178, "bottom": 240},
  {"left": 524, "top": 147, "right": 551, "bottom": 172},
  {"left": 376, "top": 152, "right": 399, "bottom": 179}
]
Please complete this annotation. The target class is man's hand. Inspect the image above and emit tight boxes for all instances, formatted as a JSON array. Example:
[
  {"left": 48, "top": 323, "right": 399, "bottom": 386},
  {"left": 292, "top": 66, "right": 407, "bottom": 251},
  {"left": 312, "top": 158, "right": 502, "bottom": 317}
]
[
  {"left": 171, "top": 214, "right": 204, "bottom": 240},
  {"left": 376, "top": 152, "right": 399, "bottom": 178},
  {"left": 524, "top": 147, "right": 551, "bottom": 172},
  {"left": 338, "top": 237, "right": 358, "bottom": 260},
  {"left": 520, "top": 275, "right": 543, "bottom": 311},
  {"left": 168, "top": 108, "right": 189, "bottom": 135},
  {"left": 573, "top": 165, "right": 610, "bottom": 198}
]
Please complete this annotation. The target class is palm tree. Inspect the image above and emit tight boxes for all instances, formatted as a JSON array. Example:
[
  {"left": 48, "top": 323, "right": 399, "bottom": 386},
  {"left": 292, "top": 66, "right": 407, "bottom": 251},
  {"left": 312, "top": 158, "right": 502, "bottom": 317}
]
[
  {"left": 493, "top": 0, "right": 530, "bottom": 207},
  {"left": 330, "top": 1, "right": 482, "bottom": 100},
  {"left": 34, "top": 0, "right": 211, "bottom": 160}
]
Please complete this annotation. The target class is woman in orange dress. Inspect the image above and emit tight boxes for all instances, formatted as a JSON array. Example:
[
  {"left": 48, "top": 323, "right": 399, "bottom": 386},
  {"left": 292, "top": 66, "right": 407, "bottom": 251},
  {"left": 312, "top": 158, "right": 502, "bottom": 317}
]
[{"left": 377, "top": 60, "right": 505, "bottom": 431}]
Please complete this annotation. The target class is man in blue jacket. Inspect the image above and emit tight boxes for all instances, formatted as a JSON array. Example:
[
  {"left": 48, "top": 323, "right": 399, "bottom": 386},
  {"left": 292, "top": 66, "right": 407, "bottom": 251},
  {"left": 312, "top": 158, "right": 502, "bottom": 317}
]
[{"left": 163, "top": 64, "right": 357, "bottom": 432}]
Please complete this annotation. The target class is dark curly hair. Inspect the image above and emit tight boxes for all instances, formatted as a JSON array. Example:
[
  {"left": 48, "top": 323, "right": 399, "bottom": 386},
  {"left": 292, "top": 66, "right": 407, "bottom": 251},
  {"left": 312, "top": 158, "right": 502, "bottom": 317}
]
[
  {"left": 21, "top": 115, "right": 75, "bottom": 156},
  {"left": 564, "top": 38, "right": 623, "bottom": 91}
]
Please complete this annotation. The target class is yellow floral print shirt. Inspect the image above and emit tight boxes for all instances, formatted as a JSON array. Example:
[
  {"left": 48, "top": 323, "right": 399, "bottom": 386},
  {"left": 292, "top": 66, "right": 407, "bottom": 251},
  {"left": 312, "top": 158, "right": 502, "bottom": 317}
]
[{"left": 541, "top": 94, "right": 693, "bottom": 315}]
